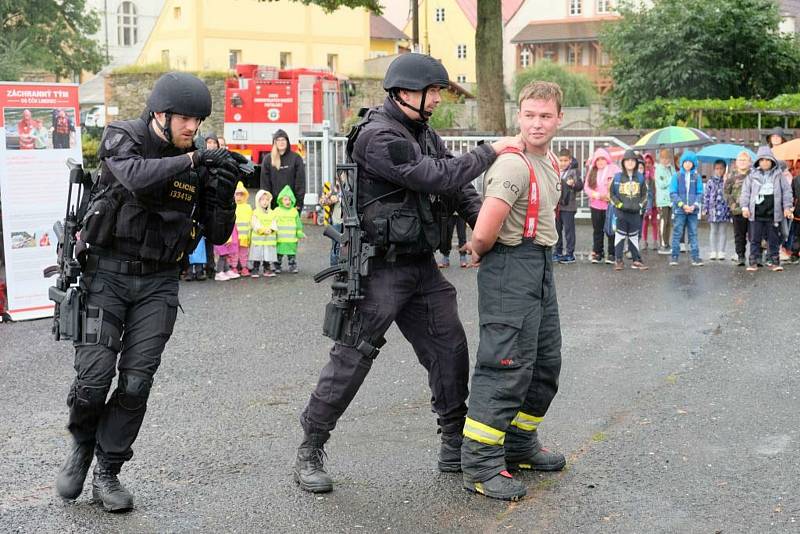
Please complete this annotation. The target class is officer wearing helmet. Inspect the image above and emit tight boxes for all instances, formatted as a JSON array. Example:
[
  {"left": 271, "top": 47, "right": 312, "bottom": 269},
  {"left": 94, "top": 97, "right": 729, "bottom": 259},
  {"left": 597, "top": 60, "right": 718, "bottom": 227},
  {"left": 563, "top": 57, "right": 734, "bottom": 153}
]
[
  {"left": 55, "top": 72, "right": 245, "bottom": 512},
  {"left": 294, "top": 53, "right": 524, "bottom": 493}
]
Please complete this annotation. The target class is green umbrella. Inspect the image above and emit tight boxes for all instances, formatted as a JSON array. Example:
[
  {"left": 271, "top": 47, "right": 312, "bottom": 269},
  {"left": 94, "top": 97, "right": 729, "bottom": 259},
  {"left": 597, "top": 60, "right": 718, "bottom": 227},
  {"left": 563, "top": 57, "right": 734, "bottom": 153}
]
[{"left": 633, "top": 126, "right": 713, "bottom": 150}]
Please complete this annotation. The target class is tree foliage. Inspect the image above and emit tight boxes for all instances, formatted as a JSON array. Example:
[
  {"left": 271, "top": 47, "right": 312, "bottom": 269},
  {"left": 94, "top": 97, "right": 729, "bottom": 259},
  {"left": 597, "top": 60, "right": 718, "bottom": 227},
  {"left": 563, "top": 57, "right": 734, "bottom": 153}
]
[
  {"left": 513, "top": 61, "right": 598, "bottom": 107},
  {"left": 257, "top": 0, "right": 381, "bottom": 12},
  {"left": 0, "top": 0, "right": 104, "bottom": 79},
  {"left": 601, "top": 0, "right": 800, "bottom": 112},
  {"left": 609, "top": 94, "right": 800, "bottom": 129}
]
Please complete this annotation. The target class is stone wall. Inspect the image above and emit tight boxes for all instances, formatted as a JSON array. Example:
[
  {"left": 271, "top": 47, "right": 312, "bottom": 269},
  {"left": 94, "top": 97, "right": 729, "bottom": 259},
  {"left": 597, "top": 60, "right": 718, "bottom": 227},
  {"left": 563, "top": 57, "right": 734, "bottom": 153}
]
[{"left": 105, "top": 71, "right": 228, "bottom": 135}]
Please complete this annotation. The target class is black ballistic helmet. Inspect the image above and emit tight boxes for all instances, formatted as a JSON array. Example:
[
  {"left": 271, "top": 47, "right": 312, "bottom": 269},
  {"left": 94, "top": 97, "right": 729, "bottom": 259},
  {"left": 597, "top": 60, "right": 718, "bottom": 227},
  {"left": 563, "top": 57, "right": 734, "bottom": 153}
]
[
  {"left": 383, "top": 53, "right": 450, "bottom": 92},
  {"left": 147, "top": 72, "right": 212, "bottom": 119}
]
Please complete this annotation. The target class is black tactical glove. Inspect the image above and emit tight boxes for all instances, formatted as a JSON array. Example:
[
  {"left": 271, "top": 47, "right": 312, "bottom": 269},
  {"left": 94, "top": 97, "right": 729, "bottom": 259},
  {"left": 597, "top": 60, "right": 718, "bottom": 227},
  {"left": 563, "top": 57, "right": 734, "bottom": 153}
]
[
  {"left": 208, "top": 167, "right": 236, "bottom": 204},
  {"left": 192, "top": 148, "right": 238, "bottom": 174}
]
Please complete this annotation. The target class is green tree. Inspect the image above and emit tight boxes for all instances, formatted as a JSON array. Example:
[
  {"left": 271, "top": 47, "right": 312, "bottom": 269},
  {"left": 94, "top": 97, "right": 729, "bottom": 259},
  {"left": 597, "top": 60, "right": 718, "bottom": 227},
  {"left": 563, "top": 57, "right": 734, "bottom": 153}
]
[
  {"left": 513, "top": 60, "right": 598, "bottom": 107},
  {"left": 0, "top": 0, "right": 105, "bottom": 80},
  {"left": 601, "top": 0, "right": 800, "bottom": 112}
]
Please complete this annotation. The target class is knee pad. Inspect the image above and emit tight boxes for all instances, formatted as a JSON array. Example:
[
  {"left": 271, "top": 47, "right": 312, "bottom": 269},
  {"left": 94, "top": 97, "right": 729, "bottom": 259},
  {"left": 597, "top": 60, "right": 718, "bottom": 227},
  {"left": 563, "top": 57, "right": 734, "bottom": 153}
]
[
  {"left": 67, "top": 380, "right": 110, "bottom": 411},
  {"left": 116, "top": 372, "right": 153, "bottom": 411}
]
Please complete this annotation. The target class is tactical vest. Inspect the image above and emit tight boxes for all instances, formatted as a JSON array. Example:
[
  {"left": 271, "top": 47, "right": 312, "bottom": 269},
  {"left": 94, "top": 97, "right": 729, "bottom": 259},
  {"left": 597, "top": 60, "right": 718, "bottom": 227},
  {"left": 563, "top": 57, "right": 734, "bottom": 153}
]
[
  {"left": 82, "top": 118, "right": 201, "bottom": 264},
  {"left": 349, "top": 108, "right": 445, "bottom": 256}
]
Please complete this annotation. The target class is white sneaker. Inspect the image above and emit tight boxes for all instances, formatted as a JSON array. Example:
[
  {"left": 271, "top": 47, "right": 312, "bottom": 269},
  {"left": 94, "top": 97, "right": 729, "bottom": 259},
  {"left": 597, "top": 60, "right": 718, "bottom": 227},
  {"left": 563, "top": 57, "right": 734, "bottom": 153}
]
[
  {"left": 717, "top": 253, "right": 725, "bottom": 260},
  {"left": 214, "top": 271, "right": 230, "bottom": 281},
  {"left": 225, "top": 270, "right": 241, "bottom": 279},
  {"left": 709, "top": 251, "right": 717, "bottom": 260}
]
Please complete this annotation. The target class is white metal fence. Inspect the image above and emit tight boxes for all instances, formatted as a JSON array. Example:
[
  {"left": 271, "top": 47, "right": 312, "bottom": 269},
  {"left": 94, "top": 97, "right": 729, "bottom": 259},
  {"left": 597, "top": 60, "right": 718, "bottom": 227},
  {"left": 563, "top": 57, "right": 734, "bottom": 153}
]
[{"left": 298, "top": 126, "right": 630, "bottom": 218}]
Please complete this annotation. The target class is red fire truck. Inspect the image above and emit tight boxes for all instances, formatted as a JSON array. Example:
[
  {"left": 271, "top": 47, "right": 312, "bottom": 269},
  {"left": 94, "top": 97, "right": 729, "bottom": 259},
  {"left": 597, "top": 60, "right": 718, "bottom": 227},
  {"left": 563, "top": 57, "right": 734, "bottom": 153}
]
[{"left": 223, "top": 64, "right": 350, "bottom": 166}]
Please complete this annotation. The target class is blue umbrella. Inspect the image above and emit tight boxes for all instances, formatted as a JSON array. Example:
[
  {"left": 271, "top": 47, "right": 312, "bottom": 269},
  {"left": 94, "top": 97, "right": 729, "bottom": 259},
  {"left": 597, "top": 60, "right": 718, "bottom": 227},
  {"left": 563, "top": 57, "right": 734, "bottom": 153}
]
[{"left": 696, "top": 143, "right": 756, "bottom": 163}]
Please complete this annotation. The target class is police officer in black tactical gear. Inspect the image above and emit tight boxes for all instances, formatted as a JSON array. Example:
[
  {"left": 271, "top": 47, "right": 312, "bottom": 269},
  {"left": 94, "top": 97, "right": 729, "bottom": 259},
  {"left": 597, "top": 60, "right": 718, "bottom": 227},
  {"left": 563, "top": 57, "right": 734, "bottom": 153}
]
[
  {"left": 55, "top": 72, "right": 244, "bottom": 512},
  {"left": 293, "top": 53, "right": 524, "bottom": 493}
]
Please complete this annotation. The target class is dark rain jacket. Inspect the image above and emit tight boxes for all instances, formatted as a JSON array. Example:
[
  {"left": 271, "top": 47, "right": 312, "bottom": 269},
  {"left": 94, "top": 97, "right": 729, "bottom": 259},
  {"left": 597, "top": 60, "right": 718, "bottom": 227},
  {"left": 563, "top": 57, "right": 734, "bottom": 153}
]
[{"left": 259, "top": 133, "right": 306, "bottom": 212}]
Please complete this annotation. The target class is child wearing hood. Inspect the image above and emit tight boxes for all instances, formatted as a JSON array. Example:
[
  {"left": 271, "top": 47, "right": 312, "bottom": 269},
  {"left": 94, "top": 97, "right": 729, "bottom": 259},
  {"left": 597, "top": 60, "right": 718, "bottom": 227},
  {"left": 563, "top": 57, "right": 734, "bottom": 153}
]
[
  {"left": 232, "top": 181, "right": 253, "bottom": 277},
  {"left": 702, "top": 160, "right": 731, "bottom": 260},
  {"left": 249, "top": 189, "right": 278, "bottom": 277},
  {"left": 273, "top": 185, "right": 305, "bottom": 273},
  {"left": 723, "top": 151, "right": 753, "bottom": 266},
  {"left": 668, "top": 151, "right": 704, "bottom": 266},
  {"left": 640, "top": 153, "right": 659, "bottom": 250},
  {"left": 740, "top": 146, "right": 793, "bottom": 272},
  {"left": 654, "top": 149, "right": 675, "bottom": 254},
  {"left": 584, "top": 147, "right": 620, "bottom": 263},
  {"left": 609, "top": 150, "right": 649, "bottom": 270}
]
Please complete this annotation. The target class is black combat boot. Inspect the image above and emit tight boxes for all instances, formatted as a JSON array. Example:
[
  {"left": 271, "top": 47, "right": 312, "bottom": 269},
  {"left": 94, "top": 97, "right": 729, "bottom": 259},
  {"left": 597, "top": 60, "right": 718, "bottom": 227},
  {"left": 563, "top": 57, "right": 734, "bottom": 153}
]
[
  {"left": 438, "top": 420, "right": 464, "bottom": 472},
  {"left": 505, "top": 429, "right": 566, "bottom": 472},
  {"left": 55, "top": 439, "right": 94, "bottom": 499},
  {"left": 294, "top": 434, "right": 333, "bottom": 493},
  {"left": 91, "top": 461, "right": 134, "bottom": 512},
  {"left": 463, "top": 470, "right": 527, "bottom": 501}
]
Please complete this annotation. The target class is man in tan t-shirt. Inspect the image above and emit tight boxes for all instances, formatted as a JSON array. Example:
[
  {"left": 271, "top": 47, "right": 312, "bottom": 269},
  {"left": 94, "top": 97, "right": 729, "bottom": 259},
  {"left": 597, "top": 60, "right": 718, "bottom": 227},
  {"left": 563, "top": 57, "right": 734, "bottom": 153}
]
[{"left": 461, "top": 81, "right": 567, "bottom": 501}]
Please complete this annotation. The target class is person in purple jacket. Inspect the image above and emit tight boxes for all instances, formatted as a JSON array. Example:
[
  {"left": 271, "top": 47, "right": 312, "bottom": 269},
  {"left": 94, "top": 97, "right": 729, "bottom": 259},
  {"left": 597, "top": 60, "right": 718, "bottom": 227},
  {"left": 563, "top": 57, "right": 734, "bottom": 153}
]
[{"left": 702, "top": 160, "right": 731, "bottom": 260}]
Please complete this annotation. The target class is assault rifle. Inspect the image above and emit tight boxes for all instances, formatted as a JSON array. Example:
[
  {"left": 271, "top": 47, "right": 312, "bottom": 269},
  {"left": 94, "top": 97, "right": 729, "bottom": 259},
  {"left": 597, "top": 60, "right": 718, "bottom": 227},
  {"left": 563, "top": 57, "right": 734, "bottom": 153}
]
[
  {"left": 313, "top": 164, "right": 379, "bottom": 346},
  {"left": 43, "top": 158, "right": 92, "bottom": 341}
]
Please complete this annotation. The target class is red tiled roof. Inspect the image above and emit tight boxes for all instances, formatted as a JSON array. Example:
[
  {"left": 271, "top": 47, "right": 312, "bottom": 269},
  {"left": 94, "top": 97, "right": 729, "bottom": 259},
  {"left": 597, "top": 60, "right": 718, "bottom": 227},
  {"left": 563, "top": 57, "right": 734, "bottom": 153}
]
[
  {"left": 370, "top": 14, "right": 409, "bottom": 40},
  {"left": 511, "top": 19, "right": 610, "bottom": 44}
]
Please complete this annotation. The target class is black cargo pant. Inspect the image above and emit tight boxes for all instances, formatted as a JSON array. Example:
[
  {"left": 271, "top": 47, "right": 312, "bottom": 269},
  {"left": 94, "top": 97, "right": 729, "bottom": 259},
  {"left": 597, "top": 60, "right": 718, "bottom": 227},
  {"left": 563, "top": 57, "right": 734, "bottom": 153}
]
[
  {"left": 462, "top": 240, "right": 562, "bottom": 483},
  {"left": 67, "top": 264, "right": 180, "bottom": 465},
  {"left": 301, "top": 254, "right": 470, "bottom": 439}
]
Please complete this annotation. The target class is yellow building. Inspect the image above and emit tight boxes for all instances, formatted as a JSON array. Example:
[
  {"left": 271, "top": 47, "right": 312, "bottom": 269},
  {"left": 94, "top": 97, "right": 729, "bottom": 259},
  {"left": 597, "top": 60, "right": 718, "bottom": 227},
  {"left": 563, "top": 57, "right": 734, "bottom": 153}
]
[
  {"left": 370, "top": 14, "right": 409, "bottom": 58},
  {"left": 402, "top": 0, "right": 523, "bottom": 85},
  {"left": 137, "top": 0, "right": 371, "bottom": 75}
]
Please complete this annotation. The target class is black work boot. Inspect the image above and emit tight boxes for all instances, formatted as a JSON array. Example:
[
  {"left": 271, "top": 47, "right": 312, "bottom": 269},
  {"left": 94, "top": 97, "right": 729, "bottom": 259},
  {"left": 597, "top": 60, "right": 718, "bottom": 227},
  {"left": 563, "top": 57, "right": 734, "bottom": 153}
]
[
  {"left": 438, "top": 421, "right": 464, "bottom": 472},
  {"left": 463, "top": 470, "right": 526, "bottom": 501},
  {"left": 91, "top": 462, "right": 134, "bottom": 512},
  {"left": 505, "top": 429, "right": 566, "bottom": 472},
  {"left": 294, "top": 434, "right": 333, "bottom": 493},
  {"left": 55, "top": 439, "right": 94, "bottom": 499}
]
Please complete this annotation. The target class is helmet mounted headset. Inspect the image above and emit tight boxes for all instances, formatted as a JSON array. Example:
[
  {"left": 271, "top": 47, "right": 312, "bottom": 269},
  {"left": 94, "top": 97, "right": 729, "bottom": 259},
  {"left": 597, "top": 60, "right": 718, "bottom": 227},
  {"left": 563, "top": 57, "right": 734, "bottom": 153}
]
[
  {"left": 383, "top": 53, "right": 450, "bottom": 122},
  {"left": 145, "top": 72, "right": 212, "bottom": 144}
]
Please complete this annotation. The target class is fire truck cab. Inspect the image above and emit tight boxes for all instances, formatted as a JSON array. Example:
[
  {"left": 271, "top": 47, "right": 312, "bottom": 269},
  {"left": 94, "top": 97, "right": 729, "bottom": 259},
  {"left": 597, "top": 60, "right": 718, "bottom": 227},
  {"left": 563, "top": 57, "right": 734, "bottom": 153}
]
[{"left": 224, "top": 64, "right": 348, "bottom": 167}]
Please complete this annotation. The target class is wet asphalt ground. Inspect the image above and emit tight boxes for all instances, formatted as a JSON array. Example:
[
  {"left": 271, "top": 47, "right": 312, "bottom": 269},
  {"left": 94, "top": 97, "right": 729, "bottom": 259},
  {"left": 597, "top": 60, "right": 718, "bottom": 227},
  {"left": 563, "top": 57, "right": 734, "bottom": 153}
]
[{"left": 1, "top": 222, "right": 799, "bottom": 533}]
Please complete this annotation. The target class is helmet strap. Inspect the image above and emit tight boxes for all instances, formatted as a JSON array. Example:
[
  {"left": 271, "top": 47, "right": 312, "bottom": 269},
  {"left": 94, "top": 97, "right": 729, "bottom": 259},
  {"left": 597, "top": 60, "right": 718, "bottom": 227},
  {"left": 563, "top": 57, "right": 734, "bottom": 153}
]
[
  {"left": 393, "top": 88, "right": 431, "bottom": 122},
  {"left": 151, "top": 111, "right": 174, "bottom": 144}
]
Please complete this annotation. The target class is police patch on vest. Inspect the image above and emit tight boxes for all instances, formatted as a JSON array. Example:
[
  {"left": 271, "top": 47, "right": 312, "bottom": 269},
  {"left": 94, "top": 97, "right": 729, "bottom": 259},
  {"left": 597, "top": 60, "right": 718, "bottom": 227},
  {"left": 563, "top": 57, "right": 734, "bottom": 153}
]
[{"left": 387, "top": 139, "right": 414, "bottom": 165}]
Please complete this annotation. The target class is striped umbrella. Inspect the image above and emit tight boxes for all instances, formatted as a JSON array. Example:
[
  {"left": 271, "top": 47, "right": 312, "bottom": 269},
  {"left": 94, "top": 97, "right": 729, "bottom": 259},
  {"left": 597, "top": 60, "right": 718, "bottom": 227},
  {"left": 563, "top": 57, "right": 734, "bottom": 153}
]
[{"left": 633, "top": 126, "right": 713, "bottom": 150}]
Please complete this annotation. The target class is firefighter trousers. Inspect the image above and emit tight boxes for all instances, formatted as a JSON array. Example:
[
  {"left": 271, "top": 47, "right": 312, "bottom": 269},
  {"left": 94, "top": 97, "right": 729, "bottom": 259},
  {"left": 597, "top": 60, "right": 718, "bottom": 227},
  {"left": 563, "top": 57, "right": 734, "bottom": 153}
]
[
  {"left": 462, "top": 240, "right": 562, "bottom": 483},
  {"left": 301, "top": 254, "right": 470, "bottom": 439}
]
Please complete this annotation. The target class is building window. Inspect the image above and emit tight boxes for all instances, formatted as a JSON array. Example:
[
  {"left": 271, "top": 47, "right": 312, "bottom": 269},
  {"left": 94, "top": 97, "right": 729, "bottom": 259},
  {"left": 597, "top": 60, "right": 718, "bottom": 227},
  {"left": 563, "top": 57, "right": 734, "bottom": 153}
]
[
  {"left": 520, "top": 49, "right": 531, "bottom": 68},
  {"left": 117, "top": 1, "right": 138, "bottom": 46},
  {"left": 456, "top": 75, "right": 467, "bottom": 83},
  {"left": 435, "top": 8, "right": 445, "bottom": 22},
  {"left": 173, "top": 6, "right": 181, "bottom": 19},
  {"left": 229, "top": 50, "right": 242, "bottom": 69},
  {"left": 456, "top": 44, "right": 467, "bottom": 59},
  {"left": 569, "top": 0, "right": 582, "bottom": 15},
  {"left": 327, "top": 54, "right": 338, "bottom": 72},
  {"left": 596, "top": 0, "right": 611, "bottom": 13},
  {"left": 161, "top": 49, "right": 170, "bottom": 67},
  {"left": 280, "top": 52, "right": 292, "bottom": 69}
]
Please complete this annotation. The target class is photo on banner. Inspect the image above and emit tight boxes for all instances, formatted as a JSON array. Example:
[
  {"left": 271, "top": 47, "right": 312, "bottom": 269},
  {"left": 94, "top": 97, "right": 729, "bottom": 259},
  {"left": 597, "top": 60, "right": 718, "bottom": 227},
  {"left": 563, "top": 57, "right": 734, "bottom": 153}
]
[{"left": 0, "top": 82, "right": 82, "bottom": 321}]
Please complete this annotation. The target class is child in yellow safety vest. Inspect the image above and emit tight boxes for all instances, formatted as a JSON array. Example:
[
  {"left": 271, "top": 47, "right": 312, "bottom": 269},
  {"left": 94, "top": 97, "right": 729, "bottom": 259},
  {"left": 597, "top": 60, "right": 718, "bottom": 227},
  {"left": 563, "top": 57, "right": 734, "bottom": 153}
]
[
  {"left": 233, "top": 181, "right": 253, "bottom": 276},
  {"left": 272, "top": 185, "right": 305, "bottom": 274},
  {"left": 249, "top": 189, "right": 278, "bottom": 278}
]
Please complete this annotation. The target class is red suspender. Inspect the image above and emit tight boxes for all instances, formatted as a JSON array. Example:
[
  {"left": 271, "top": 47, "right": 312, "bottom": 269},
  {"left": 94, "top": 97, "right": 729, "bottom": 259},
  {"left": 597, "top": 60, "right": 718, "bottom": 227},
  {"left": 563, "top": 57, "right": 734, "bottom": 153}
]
[{"left": 498, "top": 147, "right": 559, "bottom": 239}]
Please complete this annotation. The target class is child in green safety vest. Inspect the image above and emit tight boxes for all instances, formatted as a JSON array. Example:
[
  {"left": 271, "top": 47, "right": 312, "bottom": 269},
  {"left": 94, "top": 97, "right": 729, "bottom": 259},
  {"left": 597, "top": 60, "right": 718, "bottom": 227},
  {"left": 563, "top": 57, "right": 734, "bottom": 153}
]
[
  {"left": 272, "top": 185, "right": 305, "bottom": 274},
  {"left": 249, "top": 189, "right": 278, "bottom": 278}
]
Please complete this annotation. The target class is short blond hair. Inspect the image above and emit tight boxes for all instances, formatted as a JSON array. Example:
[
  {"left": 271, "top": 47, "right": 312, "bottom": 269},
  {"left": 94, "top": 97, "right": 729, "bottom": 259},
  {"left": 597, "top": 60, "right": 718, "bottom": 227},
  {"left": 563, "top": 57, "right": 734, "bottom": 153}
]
[{"left": 518, "top": 81, "right": 563, "bottom": 112}]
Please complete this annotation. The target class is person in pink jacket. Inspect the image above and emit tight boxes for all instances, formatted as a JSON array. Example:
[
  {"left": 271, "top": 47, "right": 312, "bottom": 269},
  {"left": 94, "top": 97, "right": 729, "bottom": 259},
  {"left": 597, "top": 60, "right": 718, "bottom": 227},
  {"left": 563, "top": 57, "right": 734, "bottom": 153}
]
[{"left": 584, "top": 148, "right": 620, "bottom": 263}]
